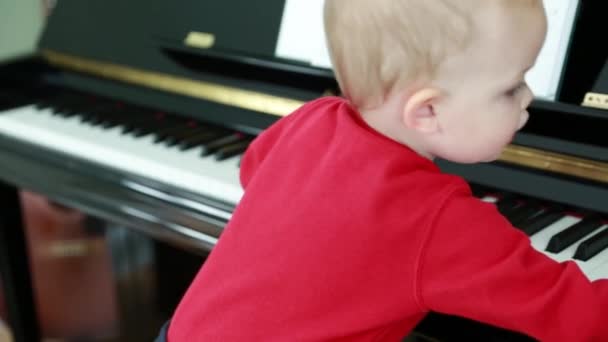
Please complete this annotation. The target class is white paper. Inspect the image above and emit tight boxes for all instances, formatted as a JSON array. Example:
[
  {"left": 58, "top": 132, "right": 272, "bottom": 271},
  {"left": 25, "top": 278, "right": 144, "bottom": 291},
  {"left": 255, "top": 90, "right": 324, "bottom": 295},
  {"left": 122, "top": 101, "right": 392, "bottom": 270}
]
[
  {"left": 275, "top": 0, "right": 579, "bottom": 100},
  {"left": 526, "top": 0, "right": 579, "bottom": 100},
  {"left": 275, "top": 0, "right": 328, "bottom": 65}
]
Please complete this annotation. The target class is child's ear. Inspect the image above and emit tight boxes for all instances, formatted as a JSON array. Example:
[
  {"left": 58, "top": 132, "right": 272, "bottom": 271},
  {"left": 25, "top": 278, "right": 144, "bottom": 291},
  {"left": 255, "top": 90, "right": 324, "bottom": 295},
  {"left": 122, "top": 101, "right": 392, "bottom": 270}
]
[{"left": 401, "top": 87, "right": 442, "bottom": 134}]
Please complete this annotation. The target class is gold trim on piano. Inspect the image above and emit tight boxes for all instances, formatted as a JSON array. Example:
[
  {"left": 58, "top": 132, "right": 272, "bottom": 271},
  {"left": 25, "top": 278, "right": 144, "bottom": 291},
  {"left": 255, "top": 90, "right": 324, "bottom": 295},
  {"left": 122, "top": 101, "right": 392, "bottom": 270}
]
[
  {"left": 41, "top": 50, "right": 305, "bottom": 117},
  {"left": 500, "top": 145, "right": 608, "bottom": 184},
  {"left": 582, "top": 92, "right": 608, "bottom": 110},
  {"left": 184, "top": 31, "right": 216, "bottom": 49},
  {"left": 41, "top": 50, "right": 608, "bottom": 184}
]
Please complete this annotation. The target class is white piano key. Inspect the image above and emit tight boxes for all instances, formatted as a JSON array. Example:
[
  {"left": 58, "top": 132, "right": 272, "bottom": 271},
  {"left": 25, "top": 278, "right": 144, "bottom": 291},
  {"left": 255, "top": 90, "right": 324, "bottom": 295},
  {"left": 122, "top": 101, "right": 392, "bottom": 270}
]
[
  {"left": 0, "top": 104, "right": 244, "bottom": 205},
  {"left": 481, "top": 196, "right": 498, "bottom": 203},
  {"left": 583, "top": 258, "right": 608, "bottom": 281}
]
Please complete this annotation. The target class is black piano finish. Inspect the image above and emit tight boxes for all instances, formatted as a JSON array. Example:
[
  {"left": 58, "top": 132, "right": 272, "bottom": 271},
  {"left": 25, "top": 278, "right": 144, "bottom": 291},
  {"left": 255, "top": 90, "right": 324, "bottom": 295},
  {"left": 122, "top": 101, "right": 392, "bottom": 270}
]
[{"left": 1, "top": 0, "right": 608, "bottom": 341}]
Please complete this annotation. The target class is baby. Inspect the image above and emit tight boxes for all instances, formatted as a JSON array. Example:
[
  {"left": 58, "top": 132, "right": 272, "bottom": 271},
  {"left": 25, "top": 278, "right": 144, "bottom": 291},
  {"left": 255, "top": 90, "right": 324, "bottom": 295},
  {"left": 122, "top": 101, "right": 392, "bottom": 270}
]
[{"left": 165, "top": 1, "right": 608, "bottom": 341}]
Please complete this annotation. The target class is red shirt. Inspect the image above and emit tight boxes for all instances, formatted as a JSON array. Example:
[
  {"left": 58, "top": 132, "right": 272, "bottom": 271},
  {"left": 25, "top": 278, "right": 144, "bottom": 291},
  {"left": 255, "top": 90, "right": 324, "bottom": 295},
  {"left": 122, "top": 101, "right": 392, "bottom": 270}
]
[{"left": 169, "top": 97, "right": 608, "bottom": 341}]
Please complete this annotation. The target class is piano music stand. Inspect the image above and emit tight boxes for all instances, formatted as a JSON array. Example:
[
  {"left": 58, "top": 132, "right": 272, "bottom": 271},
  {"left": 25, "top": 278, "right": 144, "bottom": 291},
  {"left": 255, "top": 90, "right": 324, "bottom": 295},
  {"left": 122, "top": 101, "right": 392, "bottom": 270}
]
[{"left": 0, "top": 182, "right": 40, "bottom": 342}]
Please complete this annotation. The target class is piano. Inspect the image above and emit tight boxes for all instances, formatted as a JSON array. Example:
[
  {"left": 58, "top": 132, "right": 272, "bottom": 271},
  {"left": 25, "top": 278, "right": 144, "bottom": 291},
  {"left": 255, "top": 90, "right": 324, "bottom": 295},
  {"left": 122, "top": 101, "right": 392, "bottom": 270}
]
[{"left": 0, "top": 0, "right": 607, "bottom": 341}]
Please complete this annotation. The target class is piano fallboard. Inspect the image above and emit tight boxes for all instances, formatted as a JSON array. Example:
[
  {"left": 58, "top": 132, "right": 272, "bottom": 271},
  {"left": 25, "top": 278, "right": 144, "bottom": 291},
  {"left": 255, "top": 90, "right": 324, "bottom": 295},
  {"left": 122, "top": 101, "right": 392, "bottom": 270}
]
[{"left": 0, "top": 131, "right": 228, "bottom": 254}]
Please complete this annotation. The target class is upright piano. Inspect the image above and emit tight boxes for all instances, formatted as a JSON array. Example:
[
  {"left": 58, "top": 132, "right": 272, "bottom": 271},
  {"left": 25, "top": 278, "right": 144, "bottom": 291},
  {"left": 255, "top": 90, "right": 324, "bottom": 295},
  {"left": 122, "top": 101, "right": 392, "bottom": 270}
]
[{"left": 0, "top": 0, "right": 607, "bottom": 341}]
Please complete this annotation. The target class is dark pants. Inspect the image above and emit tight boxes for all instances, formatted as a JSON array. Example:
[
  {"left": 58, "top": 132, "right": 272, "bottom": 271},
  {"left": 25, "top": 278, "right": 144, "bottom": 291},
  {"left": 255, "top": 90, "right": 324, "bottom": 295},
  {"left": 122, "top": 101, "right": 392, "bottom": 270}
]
[{"left": 154, "top": 320, "right": 170, "bottom": 342}]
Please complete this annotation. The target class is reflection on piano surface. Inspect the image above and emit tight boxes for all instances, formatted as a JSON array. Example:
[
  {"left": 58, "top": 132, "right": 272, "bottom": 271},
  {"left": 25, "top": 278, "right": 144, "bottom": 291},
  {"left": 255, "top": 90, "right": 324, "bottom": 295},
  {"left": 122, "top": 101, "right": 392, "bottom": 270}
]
[{"left": 0, "top": 0, "right": 607, "bottom": 341}]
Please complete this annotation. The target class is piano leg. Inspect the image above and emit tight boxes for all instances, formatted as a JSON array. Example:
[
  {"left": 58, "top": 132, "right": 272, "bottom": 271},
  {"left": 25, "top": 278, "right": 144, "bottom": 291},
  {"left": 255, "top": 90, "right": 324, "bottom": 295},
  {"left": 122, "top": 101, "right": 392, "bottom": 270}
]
[{"left": 0, "top": 182, "right": 40, "bottom": 342}]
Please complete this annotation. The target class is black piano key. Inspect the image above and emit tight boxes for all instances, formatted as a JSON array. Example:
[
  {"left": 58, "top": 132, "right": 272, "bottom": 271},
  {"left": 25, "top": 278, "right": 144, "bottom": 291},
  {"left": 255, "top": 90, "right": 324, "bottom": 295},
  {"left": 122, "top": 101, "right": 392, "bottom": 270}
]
[
  {"left": 0, "top": 93, "right": 31, "bottom": 111},
  {"left": 162, "top": 121, "right": 219, "bottom": 145},
  {"left": 503, "top": 199, "right": 541, "bottom": 225},
  {"left": 118, "top": 109, "right": 161, "bottom": 134},
  {"left": 153, "top": 124, "right": 190, "bottom": 143},
  {"left": 131, "top": 125, "right": 157, "bottom": 138},
  {"left": 200, "top": 133, "right": 243, "bottom": 156},
  {"left": 201, "top": 133, "right": 244, "bottom": 156},
  {"left": 496, "top": 194, "right": 522, "bottom": 217},
  {"left": 122, "top": 117, "right": 161, "bottom": 136},
  {"left": 510, "top": 204, "right": 544, "bottom": 227},
  {"left": 177, "top": 131, "right": 228, "bottom": 150},
  {"left": 469, "top": 184, "right": 490, "bottom": 198},
  {"left": 100, "top": 118, "right": 122, "bottom": 129},
  {"left": 150, "top": 118, "right": 201, "bottom": 142},
  {"left": 50, "top": 92, "right": 89, "bottom": 115},
  {"left": 519, "top": 210, "right": 565, "bottom": 236},
  {"left": 573, "top": 227, "right": 608, "bottom": 261},
  {"left": 34, "top": 99, "right": 53, "bottom": 110},
  {"left": 80, "top": 112, "right": 103, "bottom": 124},
  {"left": 77, "top": 102, "right": 113, "bottom": 122},
  {"left": 214, "top": 139, "right": 253, "bottom": 161},
  {"left": 545, "top": 215, "right": 605, "bottom": 253},
  {"left": 70, "top": 96, "right": 104, "bottom": 112},
  {"left": 502, "top": 203, "right": 537, "bottom": 225},
  {"left": 163, "top": 128, "right": 207, "bottom": 147},
  {"left": 93, "top": 115, "right": 122, "bottom": 128},
  {"left": 33, "top": 89, "right": 63, "bottom": 110},
  {"left": 120, "top": 117, "right": 144, "bottom": 134}
]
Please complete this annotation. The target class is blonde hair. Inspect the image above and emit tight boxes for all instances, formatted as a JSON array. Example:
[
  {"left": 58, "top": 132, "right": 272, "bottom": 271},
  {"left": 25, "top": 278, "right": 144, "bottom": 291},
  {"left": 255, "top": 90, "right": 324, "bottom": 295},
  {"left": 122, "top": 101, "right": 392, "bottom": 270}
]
[{"left": 324, "top": 0, "right": 540, "bottom": 109}]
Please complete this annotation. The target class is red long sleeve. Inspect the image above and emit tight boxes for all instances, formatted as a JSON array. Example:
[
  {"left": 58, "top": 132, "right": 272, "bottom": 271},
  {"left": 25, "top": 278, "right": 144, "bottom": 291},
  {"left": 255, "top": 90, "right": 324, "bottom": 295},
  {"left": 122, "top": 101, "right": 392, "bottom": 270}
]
[
  {"left": 169, "top": 96, "right": 608, "bottom": 341},
  {"left": 420, "top": 190, "right": 608, "bottom": 341}
]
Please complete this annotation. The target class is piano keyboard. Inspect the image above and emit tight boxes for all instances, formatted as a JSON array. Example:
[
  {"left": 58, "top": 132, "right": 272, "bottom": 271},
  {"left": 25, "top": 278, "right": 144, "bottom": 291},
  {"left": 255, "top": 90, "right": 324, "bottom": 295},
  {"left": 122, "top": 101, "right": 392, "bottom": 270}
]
[
  {"left": 475, "top": 187, "right": 608, "bottom": 281},
  {"left": 0, "top": 91, "right": 247, "bottom": 206},
  {"left": 1, "top": 90, "right": 607, "bottom": 280}
]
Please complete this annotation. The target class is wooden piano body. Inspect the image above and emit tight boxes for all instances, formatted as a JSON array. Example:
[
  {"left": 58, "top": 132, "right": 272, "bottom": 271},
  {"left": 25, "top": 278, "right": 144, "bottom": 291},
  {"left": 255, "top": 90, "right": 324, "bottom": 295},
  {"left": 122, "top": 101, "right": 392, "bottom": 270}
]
[{"left": 0, "top": 0, "right": 607, "bottom": 341}]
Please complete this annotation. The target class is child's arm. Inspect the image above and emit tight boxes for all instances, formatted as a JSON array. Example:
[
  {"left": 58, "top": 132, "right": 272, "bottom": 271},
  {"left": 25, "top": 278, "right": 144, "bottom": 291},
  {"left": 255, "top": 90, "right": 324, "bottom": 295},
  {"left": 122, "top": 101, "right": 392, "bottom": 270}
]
[{"left": 418, "top": 190, "right": 608, "bottom": 341}]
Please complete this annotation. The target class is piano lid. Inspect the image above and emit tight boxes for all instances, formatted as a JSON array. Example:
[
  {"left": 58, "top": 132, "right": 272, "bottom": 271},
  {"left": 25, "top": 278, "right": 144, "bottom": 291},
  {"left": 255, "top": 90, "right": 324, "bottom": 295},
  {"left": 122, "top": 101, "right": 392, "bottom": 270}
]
[{"left": 37, "top": 0, "right": 337, "bottom": 129}]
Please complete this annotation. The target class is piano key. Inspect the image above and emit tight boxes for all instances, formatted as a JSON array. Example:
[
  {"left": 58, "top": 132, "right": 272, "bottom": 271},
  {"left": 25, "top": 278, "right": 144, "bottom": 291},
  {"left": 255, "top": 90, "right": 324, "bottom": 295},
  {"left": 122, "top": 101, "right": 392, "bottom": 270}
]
[
  {"left": 569, "top": 226, "right": 608, "bottom": 281},
  {"left": 469, "top": 183, "right": 490, "bottom": 198},
  {"left": 215, "top": 139, "right": 253, "bottom": 161},
  {"left": 509, "top": 203, "right": 543, "bottom": 227},
  {"left": 152, "top": 124, "right": 191, "bottom": 143},
  {"left": 200, "top": 133, "right": 244, "bottom": 156},
  {"left": 524, "top": 212, "right": 608, "bottom": 280},
  {"left": 545, "top": 215, "right": 604, "bottom": 253},
  {"left": 119, "top": 109, "right": 161, "bottom": 135},
  {"left": 529, "top": 215, "right": 580, "bottom": 252},
  {"left": 573, "top": 227, "right": 608, "bottom": 261},
  {"left": 495, "top": 193, "right": 520, "bottom": 212},
  {"left": 583, "top": 245, "right": 608, "bottom": 281},
  {"left": 5, "top": 102, "right": 607, "bottom": 280},
  {"left": 178, "top": 131, "right": 230, "bottom": 151},
  {"left": 519, "top": 210, "right": 564, "bottom": 236},
  {"left": 499, "top": 198, "right": 533, "bottom": 223},
  {"left": 480, "top": 195, "right": 498, "bottom": 203},
  {"left": 0, "top": 104, "right": 243, "bottom": 205},
  {"left": 472, "top": 186, "right": 608, "bottom": 280},
  {"left": 163, "top": 128, "right": 210, "bottom": 147}
]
